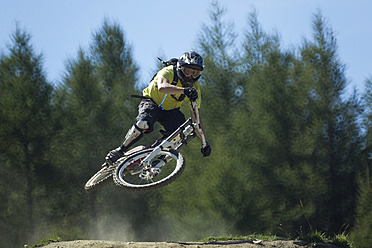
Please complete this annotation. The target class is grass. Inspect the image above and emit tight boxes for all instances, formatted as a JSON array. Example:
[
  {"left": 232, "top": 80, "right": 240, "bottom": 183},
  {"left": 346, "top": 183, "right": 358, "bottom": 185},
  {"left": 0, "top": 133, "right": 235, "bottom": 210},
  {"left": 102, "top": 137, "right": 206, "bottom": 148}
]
[
  {"left": 301, "top": 231, "right": 354, "bottom": 248},
  {"left": 332, "top": 233, "right": 354, "bottom": 248},
  {"left": 27, "top": 235, "right": 62, "bottom": 248}
]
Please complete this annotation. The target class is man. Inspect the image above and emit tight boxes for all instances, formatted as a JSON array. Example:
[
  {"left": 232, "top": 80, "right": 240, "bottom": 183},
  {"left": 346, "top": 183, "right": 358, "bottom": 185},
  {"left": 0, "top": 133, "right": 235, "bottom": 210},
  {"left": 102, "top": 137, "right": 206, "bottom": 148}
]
[{"left": 105, "top": 51, "right": 211, "bottom": 165}]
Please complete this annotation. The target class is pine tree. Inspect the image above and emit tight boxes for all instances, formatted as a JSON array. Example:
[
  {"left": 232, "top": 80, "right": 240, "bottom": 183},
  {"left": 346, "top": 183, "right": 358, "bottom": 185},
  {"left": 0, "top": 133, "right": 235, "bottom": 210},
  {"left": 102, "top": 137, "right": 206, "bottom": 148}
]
[
  {"left": 48, "top": 49, "right": 103, "bottom": 240},
  {"left": 231, "top": 13, "right": 309, "bottom": 234},
  {"left": 0, "top": 26, "right": 53, "bottom": 246},
  {"left": 197, "top": 1, "right": 242, "bottom": 133},
  {"left": 48, "top": 19, "right": 142, "bottom": 240},
  {"left": 351, "top": 78, "right": 372, "bottom": 248},
  {"left": 90, "top": 18, "right": 139, "bottom": 127},
  {"left": 282, "top": 12, "right": 364, "bottom": 233}
]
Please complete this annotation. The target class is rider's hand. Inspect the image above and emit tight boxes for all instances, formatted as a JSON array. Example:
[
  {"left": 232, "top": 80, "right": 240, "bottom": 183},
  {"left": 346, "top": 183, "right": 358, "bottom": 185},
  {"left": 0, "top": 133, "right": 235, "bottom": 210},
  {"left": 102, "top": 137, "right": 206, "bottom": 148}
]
[
  {"left": 201, "top": 142, "right": 211, "bottom": 157},
  {"left": 184, "top": 87, "right": 198, "bottom": 102}
]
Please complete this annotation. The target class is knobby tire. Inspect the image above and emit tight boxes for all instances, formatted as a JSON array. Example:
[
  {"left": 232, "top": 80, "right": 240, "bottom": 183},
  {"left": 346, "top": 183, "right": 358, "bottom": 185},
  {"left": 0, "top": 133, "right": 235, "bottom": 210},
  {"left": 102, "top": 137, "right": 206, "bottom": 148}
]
[{"left": 84, "top": 164, "right": 115, "bottom": 192}]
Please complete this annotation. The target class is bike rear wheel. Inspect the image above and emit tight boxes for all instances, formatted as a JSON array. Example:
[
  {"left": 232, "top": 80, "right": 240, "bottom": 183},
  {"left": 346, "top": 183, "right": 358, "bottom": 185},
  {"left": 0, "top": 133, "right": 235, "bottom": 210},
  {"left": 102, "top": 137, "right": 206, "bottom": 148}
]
[
  {"left": 113, "top": 148, "right": 185, "bottom": 192},
  {"left": 85, "top": 164, "right": 115, "bottom": 192}
]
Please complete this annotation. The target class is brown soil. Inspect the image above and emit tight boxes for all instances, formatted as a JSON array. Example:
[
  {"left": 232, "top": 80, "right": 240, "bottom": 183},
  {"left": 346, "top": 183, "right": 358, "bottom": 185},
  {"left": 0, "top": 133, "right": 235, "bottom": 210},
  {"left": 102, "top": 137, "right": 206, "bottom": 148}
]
[{"left": 41, "top": 239, "right": 340, "bottom": 248}]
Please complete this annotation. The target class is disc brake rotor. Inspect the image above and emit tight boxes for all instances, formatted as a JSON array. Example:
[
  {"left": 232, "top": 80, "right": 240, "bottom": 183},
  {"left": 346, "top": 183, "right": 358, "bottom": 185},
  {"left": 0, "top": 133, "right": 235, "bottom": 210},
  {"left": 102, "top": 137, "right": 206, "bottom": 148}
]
[{"left": 139, "top": 167, "right": 161, "bottom": 180}]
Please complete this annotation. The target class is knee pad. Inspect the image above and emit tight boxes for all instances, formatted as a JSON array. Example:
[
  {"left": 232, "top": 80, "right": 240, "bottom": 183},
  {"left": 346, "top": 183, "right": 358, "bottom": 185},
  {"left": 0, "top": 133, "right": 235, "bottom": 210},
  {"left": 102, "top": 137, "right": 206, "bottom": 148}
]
[{"left": 136, "top": 120, "right": 149, "bottom": 131}]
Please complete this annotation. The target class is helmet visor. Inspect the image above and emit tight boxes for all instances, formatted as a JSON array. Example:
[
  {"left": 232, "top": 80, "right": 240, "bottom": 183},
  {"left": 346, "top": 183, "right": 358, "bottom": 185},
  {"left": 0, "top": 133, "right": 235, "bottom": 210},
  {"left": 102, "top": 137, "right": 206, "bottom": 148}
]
[{"left": 181, "top": 67, "right": 202, "bottom": 79}]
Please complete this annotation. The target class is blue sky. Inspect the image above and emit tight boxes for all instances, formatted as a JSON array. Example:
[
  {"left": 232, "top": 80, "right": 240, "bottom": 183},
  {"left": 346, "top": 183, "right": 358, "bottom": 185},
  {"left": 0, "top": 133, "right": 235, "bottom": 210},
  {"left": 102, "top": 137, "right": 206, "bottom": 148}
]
[{"left": 1, "top": 0, "right": 371, "bottom": 96}]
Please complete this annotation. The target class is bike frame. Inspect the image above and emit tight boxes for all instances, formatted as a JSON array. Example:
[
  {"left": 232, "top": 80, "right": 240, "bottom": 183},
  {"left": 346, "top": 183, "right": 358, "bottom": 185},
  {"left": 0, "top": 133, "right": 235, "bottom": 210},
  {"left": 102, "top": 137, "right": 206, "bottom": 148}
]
[{"left": 140, "top": 101, "right": 207, "bottom": 167}]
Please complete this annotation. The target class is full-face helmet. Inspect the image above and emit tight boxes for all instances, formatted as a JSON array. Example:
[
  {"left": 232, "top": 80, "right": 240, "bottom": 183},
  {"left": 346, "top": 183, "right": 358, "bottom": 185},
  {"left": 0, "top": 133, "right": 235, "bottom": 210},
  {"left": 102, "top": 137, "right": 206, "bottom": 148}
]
[{"left": 177, "top": 51, "right": 204, "bottom": 87}]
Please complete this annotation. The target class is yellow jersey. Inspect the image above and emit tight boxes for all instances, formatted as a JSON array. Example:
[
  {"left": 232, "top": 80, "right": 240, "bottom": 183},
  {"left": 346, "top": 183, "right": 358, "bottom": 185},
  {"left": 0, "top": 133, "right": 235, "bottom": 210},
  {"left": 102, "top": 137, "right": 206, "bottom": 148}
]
[{"left": 142, "top": 65, "right": 201, "bottom": 110}]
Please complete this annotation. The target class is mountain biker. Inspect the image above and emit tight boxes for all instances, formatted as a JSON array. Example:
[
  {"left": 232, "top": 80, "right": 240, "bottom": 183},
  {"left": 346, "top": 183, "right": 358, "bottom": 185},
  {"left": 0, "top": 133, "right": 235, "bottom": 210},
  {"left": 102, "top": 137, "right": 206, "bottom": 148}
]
[{"left": 105, "top": 51, "right": 212, "bottom": 165}]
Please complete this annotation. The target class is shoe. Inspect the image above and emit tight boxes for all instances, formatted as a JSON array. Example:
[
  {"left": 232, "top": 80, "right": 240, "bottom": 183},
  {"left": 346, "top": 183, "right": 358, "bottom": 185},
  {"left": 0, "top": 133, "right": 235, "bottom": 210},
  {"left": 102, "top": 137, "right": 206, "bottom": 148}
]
[{"left": 105, "top": 147, "right": 125, "bottom": 165}]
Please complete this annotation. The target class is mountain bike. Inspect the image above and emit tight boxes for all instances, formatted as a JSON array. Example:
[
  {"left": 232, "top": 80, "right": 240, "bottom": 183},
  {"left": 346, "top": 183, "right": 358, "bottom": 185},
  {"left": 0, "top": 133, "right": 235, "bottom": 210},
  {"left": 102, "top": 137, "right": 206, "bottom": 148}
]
[{"left": 84, "top": 101, "right": 207, "bottom": 192}]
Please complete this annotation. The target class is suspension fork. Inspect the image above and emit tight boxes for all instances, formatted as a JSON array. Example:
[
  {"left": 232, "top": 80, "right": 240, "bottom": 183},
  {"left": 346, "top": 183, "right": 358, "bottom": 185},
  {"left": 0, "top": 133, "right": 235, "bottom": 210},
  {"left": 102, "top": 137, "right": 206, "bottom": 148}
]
[
  {"left": 141, "top": 119, "right": 194, "bottom": 166},
  {"left": 191, "top": 102, "right": 207, "bottom": 147}
]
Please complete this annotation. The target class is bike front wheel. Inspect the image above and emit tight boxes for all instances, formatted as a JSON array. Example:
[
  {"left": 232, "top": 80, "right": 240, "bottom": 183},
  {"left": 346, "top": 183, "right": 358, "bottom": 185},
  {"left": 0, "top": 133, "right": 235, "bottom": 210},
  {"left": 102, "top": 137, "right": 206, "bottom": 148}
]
[{"left": 113, "top": 148, "right": 185, "bottom": 192}]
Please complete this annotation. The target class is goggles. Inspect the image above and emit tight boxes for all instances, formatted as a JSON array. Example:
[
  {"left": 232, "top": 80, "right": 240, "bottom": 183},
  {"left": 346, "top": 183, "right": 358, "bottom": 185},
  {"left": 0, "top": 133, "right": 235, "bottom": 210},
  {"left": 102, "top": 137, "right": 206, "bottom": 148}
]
[{"left": 181, "top": 67, "right": 202, "bottom": 79}]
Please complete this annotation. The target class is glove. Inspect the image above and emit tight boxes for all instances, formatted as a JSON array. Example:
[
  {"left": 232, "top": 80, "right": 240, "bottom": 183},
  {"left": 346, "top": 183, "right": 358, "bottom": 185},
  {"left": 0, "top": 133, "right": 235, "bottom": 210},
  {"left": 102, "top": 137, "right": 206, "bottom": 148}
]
[
  {"left": 184, "top": 87, "right": 198, "bottom": 102},
  {"left": 201, "top": 142, "right": 212, "bottom": 157}
]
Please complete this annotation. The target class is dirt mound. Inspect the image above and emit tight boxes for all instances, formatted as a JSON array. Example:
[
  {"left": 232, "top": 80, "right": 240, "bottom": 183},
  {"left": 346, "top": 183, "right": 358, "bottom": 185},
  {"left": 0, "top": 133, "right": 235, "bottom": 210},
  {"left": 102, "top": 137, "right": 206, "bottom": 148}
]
[{"left": 40, "top": 239, "right": 339, "bottom": 248}]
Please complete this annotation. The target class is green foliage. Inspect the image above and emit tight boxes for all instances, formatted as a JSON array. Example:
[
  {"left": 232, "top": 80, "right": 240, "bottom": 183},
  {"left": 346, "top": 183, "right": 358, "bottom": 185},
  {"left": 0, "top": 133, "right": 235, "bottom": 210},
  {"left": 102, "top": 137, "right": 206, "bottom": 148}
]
[
  {"left": 286, "top": 12, "right": 363, "bottom": 233},
  {"left": 0, "top": 25, "right": 53, "bottom": 247},
  {"left": 351, "top": 79, "right": 372, "bottom": 247},
  {"left": 332, "top": 233, "right": 354, "bottom": 248},
  {"left": 47, "top": 18, "right": 143, "bottom": 242},
  {"left": 302, "top": 230, "right": 328, "bottom": 243},
  {"left": 29, "top": 235, "right": 62, "bottom": 248},
  {"left": 301, "top": 231, "right": 353, "bottom": 248}
]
